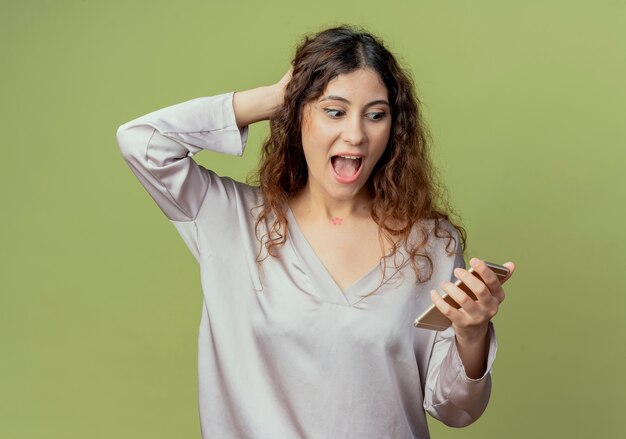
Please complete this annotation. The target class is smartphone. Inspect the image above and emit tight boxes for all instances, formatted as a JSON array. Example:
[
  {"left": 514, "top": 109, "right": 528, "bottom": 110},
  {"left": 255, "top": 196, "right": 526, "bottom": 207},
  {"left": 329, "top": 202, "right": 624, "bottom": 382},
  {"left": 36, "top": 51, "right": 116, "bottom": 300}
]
[{"left": 413, "top": 261, "right": 509, "bottom": 331}]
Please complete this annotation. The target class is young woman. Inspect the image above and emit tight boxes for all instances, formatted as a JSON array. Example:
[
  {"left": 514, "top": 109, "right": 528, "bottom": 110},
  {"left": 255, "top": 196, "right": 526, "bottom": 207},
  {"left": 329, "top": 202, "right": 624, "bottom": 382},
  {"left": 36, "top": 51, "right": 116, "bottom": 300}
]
[{"left": 117, "top": 25, "right": 515, "bottom": 439}]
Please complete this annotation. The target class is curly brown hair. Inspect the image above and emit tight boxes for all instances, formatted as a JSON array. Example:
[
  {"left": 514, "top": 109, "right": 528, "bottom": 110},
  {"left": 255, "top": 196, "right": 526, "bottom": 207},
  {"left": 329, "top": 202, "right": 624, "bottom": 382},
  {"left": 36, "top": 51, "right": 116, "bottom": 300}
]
[{"left": 247, "top": 25, "right": 466, "bottom": 295}]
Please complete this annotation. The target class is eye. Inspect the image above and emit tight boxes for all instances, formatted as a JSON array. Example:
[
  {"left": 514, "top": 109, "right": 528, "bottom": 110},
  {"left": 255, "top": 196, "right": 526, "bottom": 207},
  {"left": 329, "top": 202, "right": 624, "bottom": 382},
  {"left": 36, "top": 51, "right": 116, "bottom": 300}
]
[
  {"left": 323, "top": 108, "right": 345, "bottom": 119},
  {"left": 366, "top": 112, "right": 388, "bottom": 121}
]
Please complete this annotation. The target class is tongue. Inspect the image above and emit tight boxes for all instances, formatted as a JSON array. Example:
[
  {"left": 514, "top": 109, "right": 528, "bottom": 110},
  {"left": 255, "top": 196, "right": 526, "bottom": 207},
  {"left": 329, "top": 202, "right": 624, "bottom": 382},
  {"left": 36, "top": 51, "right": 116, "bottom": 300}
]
[{"left": 332, "top": 157, "right": 359, "bottom": 178}]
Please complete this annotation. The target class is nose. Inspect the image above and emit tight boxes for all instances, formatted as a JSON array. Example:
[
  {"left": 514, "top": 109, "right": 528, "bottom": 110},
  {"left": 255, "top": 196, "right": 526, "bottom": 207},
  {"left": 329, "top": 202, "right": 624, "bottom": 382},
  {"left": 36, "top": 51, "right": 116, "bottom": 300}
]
[{"left": 341, "top": 114, "right": 366, "bottom": 146}]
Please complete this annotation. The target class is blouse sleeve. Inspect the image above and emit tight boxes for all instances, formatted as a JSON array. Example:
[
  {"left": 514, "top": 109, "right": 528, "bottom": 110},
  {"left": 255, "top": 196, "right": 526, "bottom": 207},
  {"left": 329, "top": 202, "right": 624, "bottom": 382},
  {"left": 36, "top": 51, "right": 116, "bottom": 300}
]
[
  {"left": 116, "top": 92, "right": 249, "bottom": 260},
  {"left": 116, "top": 91, "right": 248, "bottom": 222},
  {"left": 422, "top": 235, "right": 498, "bottom": 427}
]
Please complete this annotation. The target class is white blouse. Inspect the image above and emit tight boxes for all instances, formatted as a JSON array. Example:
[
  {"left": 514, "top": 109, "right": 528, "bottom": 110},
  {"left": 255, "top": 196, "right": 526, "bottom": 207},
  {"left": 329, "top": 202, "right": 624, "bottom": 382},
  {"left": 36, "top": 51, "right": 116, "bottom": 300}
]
[{"left": 116, "top": 91, "right": 497, "bottom": 439}]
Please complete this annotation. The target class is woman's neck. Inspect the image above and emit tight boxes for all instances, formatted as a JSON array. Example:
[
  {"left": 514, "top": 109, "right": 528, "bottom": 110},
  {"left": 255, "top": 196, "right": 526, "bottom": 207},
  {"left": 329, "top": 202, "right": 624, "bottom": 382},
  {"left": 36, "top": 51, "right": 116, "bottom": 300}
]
[{"left": 289, "top": 183, "right": 373, "bottom": 224}]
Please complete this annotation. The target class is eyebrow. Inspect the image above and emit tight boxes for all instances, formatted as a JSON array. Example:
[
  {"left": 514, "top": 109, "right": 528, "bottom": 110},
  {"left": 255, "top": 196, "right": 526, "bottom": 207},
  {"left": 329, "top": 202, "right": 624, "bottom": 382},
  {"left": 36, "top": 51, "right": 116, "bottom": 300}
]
[{"left": 320, "top": 95, "right": 390, "bottom": 107}]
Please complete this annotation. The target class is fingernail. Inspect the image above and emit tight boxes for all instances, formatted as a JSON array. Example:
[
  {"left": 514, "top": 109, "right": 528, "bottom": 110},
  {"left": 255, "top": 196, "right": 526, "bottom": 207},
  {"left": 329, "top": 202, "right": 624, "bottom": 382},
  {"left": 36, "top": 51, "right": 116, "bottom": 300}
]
[
  {"left": 470, "top": 258, "right": 480, "bottom": 267},
  {"left": 454, "top": 267, "right": 461, "bottom": 277}
]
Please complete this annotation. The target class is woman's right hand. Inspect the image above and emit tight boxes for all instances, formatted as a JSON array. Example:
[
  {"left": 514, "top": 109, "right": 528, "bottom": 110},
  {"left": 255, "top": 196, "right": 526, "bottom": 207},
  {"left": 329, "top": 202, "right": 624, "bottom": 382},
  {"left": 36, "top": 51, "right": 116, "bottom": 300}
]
[
  {"left": 275, "top": 66, "right": 293, "bottom": 104},
  {"left": 233, "top": 66, "right": 293, "bottom": 128}
]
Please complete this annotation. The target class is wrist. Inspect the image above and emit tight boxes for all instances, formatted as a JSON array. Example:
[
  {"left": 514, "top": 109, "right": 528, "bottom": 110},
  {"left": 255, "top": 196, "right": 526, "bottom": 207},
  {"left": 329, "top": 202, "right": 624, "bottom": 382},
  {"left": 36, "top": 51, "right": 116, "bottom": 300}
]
[
  {"left": 233, "top": 85, "right": 282, "bottom": 127},
  {"left": 454, "top": 324, "right": 489, "bottom": 348},
  {"left": 454, "top": 324, "right": 490, "bottom": 379},
  {"left": 268, "top": 82, "right": 285, "bottom": 113}
]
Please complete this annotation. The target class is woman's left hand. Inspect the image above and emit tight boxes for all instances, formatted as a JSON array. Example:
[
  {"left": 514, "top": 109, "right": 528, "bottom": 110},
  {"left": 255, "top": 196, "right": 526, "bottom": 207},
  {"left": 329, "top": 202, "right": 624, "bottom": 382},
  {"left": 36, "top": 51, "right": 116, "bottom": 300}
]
[{"left": 430, "top": 258, "right": 516, "bottom": 377}]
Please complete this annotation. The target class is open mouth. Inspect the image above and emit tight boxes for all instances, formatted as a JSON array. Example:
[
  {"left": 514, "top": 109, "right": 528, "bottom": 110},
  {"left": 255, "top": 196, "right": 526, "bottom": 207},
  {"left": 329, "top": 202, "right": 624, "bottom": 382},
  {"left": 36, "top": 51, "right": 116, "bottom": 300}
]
[{"left": 330, "top": 155, "right": 363, "bottom": 182}]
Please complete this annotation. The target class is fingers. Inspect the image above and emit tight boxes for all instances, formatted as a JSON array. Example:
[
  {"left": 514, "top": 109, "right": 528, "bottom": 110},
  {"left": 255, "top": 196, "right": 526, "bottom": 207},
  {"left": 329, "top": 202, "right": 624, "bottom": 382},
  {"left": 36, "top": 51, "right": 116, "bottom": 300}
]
[
  {"left": 470, "top": 258, "right": 500, "bottom": 289},
  {"left": 470, "top": 258, "right": 508, "bottom": 303},
  {"left": 453, "top": 265, "right": 492, "bottom": 303},
  {"left": 430, "top": 258, "right": 515, "bottom": 330},
  {"left": 500, "top": 261, "right": 516, "bottom": 284},
  {"left": 279, "top": 66, "right": 294, "bottom": 87},
  {"left": 275, "top": 67, "right": 294, "bottom": 103},
  {"left": 432, "top": 280, "right": 498, "bottom": 328},
  {"left": 441, "top": 278, "right": 480, "bottom": 314},
  {"left": 430, "top": 258, "right": 515, "bottom": 329},
  {"left": 430, "top": 290, "right": 462, "bottom": 322}
]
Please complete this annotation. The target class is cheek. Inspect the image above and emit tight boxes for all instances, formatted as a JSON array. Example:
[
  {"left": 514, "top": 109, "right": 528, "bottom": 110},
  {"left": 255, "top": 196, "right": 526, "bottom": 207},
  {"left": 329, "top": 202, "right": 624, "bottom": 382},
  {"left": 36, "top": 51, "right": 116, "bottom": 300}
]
[
  {"left": 300, "top": 132, "right": 324, "bottom": 170},
  {"left": 380, "top": 123, "right": 392, "bottom": 144},
  {"left": 300, "top": 111, "right": 322, "bottom": 150},
  {"left": 303, "top": 117, "right": 329, "bottom": 143},
  {"left": 301, "top": 118, "right": 335, "bottom": 164},
  {"left": 371, "top": 127, "right": 392, "bottom": 161}
]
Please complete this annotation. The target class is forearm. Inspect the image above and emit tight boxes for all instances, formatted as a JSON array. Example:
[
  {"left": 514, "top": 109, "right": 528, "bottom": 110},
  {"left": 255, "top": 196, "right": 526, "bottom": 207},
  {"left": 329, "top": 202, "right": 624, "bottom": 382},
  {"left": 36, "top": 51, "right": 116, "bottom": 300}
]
[
  {"left": 424, "top": 323, "right": 497, "bottom": 427},
  {"left": 455, "top": 325, "right": 490, "bottom": 379},
  {"left": 233, "top": 84, "right": 283, "bottom": 128}
]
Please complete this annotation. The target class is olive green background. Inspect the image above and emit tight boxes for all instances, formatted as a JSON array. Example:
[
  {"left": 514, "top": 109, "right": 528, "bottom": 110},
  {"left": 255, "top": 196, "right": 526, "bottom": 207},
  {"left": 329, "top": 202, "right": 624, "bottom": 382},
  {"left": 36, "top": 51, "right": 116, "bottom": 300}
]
[{"left": 1, "top": 1, "right": 624, "bottom": 437}]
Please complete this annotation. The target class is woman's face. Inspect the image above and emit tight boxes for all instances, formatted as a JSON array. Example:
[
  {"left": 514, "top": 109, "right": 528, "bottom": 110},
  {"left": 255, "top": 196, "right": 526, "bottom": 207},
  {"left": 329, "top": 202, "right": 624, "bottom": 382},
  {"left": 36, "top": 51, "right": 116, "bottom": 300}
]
[{"left": 300, "top": 68, "right": 392, "bottom": 202}]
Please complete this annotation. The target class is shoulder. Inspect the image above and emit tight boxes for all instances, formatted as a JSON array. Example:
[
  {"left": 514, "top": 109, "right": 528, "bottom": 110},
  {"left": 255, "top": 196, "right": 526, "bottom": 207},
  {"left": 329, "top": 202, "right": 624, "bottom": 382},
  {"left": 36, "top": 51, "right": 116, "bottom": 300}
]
[
  {"left": 414, "top": 217, "right": 462, "bottom": 250},
  {"left": 203, "top": 167, "right": 262, "bottom": 200},
  {"left": 406, "top": 217, "right": 464, "bottom": 276},
  {"left": 194, "top": 167, "right": 264, "bottom": 221},
  {"left": 228, "top": 175, "right": 262, "bottom": 200}
]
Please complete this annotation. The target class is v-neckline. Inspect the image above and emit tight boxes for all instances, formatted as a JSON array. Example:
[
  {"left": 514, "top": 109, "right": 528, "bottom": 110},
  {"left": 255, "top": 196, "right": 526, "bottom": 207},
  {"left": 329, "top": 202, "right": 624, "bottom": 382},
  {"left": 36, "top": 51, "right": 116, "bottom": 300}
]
[{"left": 285, "top": 206, "right": 397, "bottom": 306}]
